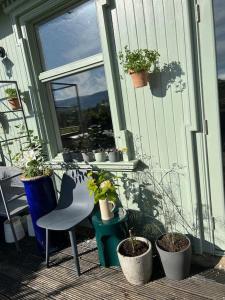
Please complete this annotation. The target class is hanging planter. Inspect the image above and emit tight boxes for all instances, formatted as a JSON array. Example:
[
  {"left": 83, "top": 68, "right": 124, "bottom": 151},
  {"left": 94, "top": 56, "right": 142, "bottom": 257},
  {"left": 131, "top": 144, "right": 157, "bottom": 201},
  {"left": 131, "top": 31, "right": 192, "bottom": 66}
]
[
  {"left": 119, "top": 46, "right": 160, "bottom": 89},
  {"left": 5, "top": 88, "right": 21, "bottom": 110}
]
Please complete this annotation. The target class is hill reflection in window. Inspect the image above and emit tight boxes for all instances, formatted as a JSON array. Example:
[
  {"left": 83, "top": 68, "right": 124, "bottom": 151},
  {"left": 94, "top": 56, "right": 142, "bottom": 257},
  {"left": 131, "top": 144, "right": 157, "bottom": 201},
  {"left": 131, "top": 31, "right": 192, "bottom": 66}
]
[{"left": 51, "top": 66, "right": 115, "bottom": 152}]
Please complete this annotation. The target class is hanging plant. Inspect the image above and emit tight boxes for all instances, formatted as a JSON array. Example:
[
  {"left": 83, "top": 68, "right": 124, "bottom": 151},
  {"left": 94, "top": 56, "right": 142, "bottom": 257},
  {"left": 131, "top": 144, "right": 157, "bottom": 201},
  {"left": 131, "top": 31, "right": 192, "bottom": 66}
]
[{"left": 119, "top": 46, "right": 160, "bottom": 88}]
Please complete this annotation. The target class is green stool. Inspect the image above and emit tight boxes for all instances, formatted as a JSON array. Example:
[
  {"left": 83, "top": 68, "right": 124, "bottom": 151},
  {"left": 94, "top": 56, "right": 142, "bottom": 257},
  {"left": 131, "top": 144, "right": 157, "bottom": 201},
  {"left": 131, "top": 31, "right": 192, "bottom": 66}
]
[{"left": 92, "top": 208, "right": 128, "bottom": 267}]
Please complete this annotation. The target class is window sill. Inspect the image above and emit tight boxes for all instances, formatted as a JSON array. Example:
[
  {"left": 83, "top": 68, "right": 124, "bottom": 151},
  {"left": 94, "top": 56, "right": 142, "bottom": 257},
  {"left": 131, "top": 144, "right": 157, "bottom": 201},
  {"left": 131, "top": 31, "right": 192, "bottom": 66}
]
[{"left": 50, "top": 156, "right": 139, "bottom": 172}]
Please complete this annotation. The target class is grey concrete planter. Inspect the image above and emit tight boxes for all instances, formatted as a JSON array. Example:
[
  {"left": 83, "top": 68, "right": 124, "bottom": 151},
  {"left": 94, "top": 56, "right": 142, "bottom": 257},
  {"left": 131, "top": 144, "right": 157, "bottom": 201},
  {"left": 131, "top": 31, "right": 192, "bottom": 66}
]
[
  {"left": 108, "top": 151, "right": 120, "bottom": 162},
  {"left": 156, "top": 234, "right": 192, "bottom": 280},
  {"left": 117, "top": 237, "right": 152, "bottom": 285}
]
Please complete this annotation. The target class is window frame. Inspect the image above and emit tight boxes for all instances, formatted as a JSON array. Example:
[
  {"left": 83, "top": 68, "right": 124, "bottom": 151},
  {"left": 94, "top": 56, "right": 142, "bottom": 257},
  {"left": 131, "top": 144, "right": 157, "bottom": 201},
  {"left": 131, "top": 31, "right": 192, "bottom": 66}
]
[{"left": 14, "top": 0, "right": 134, "bottom": 166}]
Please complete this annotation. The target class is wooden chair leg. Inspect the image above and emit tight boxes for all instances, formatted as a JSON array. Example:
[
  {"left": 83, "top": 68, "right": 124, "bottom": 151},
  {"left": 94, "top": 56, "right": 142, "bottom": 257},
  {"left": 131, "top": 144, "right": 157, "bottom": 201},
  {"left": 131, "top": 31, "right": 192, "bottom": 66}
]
[
  {"left": 69, "top": 230, "right": 81, "bottom": 276},
  {"left": 46, "top": 229, "right": 50, "bottom": 268}
]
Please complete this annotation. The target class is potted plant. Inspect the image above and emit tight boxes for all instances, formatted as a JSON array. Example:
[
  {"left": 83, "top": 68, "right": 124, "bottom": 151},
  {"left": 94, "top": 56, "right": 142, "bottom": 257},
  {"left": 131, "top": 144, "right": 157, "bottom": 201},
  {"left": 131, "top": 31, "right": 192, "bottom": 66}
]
[
  {"left": 5, "top": 88, "right": 21, "bottom": 110},
  {"left": 107, "top": 148, "right": 120, "bottom": 162},
  {"left": 87, "top": 170, "right": 117, "bottom": 221},
  {"left": 62, "top": 148, "right": 72, "bottom": 163},
  {"left": 156, "top": 232, "right": 191, "bottom": 281},
  {"left": 13, "top": 126, "right": 56, "bottom": 252},
  {"left": 119, "top": 46, "right": 160, "bottom": 88},
  {"left": 94, "top": 149, "right": 107, "bottom": 162},
  {"left": 81, "top": 150, "right": 95, "bottom": 162},
  {"left": 117, "top": 230, "right": 152, "bottom": 285}
]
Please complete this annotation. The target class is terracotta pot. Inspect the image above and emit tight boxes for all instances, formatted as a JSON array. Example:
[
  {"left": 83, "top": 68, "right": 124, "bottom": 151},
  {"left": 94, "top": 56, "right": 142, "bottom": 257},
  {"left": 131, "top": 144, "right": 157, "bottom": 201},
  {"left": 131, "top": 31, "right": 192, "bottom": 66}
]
[
  {"left": 99, "top": 199, "right": 115, "bottom": 221},
  {"left": 129, "top": 70, "right": 148, "bottom": 88},
  {"left": 8, "top": 97, "right": 21, "bottom": 110}
]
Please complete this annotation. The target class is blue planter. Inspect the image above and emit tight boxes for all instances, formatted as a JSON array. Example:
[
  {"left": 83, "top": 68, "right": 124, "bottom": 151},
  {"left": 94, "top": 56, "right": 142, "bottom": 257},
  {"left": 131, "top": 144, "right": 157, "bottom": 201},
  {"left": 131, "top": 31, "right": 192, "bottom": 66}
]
[{"left": 22, "top": 176, "right": 57, "bottom": 253}]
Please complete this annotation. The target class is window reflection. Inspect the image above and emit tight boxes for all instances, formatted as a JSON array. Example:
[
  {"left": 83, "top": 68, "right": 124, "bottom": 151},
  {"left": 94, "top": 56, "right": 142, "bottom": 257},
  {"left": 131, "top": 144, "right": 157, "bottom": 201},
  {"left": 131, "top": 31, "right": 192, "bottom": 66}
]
[
  {"left": 37, "top": 0, "right": 102, "bottom": 70},
  {"left": 51, "top": 66, "right": 115, "bottom": 151}
]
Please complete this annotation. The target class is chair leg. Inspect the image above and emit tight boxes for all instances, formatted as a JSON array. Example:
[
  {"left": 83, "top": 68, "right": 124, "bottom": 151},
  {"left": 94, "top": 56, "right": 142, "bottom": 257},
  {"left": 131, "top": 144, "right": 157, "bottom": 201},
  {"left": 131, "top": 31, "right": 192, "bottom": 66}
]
[
  {"left": 46, "top": 229, "right": 50, "bottom": 268},
  {"left": 69, "top": 230, "right": 81, "bottom": 276}
]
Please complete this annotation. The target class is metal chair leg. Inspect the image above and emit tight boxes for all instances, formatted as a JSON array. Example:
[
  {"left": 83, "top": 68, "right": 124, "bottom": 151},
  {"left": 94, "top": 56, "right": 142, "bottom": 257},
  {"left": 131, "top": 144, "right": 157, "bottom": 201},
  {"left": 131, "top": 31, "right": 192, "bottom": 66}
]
[
  {"left": 69, "top": 230, "right": 81, "bottom": 276},
  {"left": 46, "top": 229, "right": 50, "bottom": 268}
]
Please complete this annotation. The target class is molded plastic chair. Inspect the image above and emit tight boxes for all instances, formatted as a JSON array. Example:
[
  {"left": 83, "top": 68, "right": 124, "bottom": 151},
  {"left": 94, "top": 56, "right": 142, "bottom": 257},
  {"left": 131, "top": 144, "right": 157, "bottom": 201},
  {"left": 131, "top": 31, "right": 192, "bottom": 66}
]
[{"left": 37, "top": 170, "right": 94, "bottom": 276}]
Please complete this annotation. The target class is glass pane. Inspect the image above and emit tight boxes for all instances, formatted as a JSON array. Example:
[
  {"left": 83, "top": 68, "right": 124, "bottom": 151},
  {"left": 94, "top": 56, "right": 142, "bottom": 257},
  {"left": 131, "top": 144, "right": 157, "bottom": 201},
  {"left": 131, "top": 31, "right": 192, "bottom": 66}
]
[
  {"left": 213, "top": 1, "right": 225, "bottom": 151},
  {"left": 51, "top": 66, "right": 115, "bottom": 152},
  {"left": 36, "top": 0, "right": 102, "bottom": 70}
]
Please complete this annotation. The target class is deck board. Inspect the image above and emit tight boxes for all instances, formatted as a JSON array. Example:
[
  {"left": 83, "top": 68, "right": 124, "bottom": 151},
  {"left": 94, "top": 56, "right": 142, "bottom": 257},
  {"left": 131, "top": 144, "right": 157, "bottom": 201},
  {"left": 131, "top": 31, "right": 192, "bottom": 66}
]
[{"left": 0, "top": 238, "right": 225, "bottom": 299}]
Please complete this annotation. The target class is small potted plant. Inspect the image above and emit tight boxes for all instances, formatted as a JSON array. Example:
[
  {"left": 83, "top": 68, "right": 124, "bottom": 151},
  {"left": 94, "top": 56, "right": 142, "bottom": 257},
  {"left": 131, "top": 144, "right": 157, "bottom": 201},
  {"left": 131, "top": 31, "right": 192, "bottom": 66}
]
[
  {"left": 5, "top": 88, "right": 21, "bottom": 110},
  {"left": 107, "top": 148, "right": 120, "bottom": 162},
  {"left": 156, "top": 232, "right": 191, "bottom": 281},
  {"left": 119, "top": 46, "right": 160, "bottom": 88},
  {"left": 94, "top": 149, "right": 107, "bottom": 162},
  {"left": 81, "top": 150, "right": 95, "bottom": 162},
  {"left": 117, "top": 229, "right": 152, "bottom": 285},
  {"left": 87, "top": 170, "right": 117, "bottom": 221}
]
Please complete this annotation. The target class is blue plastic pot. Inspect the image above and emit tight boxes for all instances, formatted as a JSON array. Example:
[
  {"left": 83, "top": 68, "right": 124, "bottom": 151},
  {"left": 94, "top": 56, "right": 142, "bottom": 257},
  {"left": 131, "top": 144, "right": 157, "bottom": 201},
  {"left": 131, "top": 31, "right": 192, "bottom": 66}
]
[{"left": 21, "top": 175, "right": 57, "bottom": 253}]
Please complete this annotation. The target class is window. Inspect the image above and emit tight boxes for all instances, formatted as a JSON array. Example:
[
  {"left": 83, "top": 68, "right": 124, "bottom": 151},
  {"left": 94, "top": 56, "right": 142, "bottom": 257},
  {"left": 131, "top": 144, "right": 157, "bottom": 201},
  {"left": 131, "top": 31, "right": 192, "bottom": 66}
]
[{"left": 36, "top": 0, "right": 115, "bottom": 153}]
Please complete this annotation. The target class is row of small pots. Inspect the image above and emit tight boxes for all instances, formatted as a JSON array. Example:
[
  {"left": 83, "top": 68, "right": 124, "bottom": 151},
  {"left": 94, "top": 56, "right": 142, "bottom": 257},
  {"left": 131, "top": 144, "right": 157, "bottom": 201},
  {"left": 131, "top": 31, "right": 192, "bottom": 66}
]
[
  {"left": 63, "top": 150, "right": 121, "bottom": 163},
  {"left": 117, "top": 234, "right": 191, "bottom": 285}
]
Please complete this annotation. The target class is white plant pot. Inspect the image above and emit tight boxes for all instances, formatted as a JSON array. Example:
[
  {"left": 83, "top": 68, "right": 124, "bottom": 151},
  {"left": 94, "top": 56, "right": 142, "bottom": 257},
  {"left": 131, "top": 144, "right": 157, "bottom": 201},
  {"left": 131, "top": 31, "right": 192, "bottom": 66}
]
[
  {"left": 117, "top": 237, "right": 152, "bottom": 285},
  {"left": 4, "top": 216, "right": 25, "bottom": 243},
  {"left": 99, "top": 199, "right": 115, "bottom": 221},
  {"left": 27, "top": 214, "right": 35, "bottom": 237},
  {"left": 94, "top": 152, "right": 106, "bottom": 162}
]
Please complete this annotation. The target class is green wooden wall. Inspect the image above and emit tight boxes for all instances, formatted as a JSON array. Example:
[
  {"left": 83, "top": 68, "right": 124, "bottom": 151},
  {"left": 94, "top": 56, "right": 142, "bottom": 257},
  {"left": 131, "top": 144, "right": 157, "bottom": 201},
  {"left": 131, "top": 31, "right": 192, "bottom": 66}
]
[{"left": 0, "top": 0, "right": 223, "bottom": 254}]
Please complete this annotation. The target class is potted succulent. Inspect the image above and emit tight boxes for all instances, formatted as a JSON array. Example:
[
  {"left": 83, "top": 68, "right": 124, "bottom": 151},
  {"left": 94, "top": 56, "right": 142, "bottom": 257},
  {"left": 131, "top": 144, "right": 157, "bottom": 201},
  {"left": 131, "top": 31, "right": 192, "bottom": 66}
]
[
  {"left": 119, "top": 46, "right": 160, "bottom": 88},
  {"left": 13, "top": 126, "right": 56, "bottom": 252},
  {"left": 81, "top": 150, "right": 95, "bottom": 162},
  {"left": 117, "top": 230, "right": 152, "bottom": 285},
  {"left": 94, "top": 149, "right": 107, "bottom": 162},
  {"left": 156, "top": 232, "right": 191, "bottom": 281},
  {"left": 87, "top": 170, "right": 117, "bottom": 221},
  {"left": 107, "top": 148, "right": 120, "bottom": 162},
  {"left": 5, "top": 88, "right": 21, "bottom": 110}
]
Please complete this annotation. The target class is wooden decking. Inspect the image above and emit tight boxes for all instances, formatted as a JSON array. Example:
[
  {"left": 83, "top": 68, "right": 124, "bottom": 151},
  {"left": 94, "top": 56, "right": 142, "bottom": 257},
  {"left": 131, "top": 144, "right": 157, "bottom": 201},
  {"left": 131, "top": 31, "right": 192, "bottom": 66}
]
[{"left": 1, "top": 235, "right": 225, "bottom": 300}]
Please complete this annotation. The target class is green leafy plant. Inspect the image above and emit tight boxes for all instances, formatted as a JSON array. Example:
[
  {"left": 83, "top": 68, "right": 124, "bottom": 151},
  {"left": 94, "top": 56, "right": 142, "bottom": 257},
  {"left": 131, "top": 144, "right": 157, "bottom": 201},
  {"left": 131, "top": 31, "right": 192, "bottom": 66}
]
[
  {"left": 5, "top": 88, "right": 18, "bottom": 98},
  {"left": 119, "top": 46, "right": 160, "bottom": 73},
  {"left": 13, "top": 125, "right": 52, "bottom": 178},
  {"left": 87, "top": 170, "right": 118, "bottom": 204}
]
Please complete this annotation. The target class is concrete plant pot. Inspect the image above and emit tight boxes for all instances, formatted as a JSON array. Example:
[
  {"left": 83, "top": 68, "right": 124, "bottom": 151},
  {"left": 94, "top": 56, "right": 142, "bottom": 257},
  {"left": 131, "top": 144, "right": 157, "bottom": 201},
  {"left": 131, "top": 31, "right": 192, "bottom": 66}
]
[
  {"left": 94, "top": 152, "right": 106, "bottom": 162},
  {"left": 156, "top": 234, "right": 192, "bottom": 280},
  {"left": 108, "top": 151, "right": 120, "bottom": 162},
  {"left": 117, "top": 237, "right": 152, "bottom": 285}
]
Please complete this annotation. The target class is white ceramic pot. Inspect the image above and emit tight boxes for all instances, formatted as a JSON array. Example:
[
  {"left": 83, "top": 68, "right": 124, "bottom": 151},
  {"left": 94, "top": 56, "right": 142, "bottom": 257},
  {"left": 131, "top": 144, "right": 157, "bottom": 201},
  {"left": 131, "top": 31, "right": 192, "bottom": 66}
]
[
  {"left": 117, "top": 237, "right": 152, "bottom": 285},
  {"left": 99, "top": 199, "right": 115, "bottom": 221},
  {"left": 4, "top": 216, "right": 25, "bottom": 243},
  {"left": 94, "top": 152, "right": 106, "bottom": 162}
]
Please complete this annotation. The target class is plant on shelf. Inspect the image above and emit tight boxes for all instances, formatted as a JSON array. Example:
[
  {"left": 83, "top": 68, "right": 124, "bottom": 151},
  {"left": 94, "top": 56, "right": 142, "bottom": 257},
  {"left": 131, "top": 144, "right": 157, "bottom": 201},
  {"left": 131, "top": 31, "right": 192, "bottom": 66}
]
[
  {"left": 93, "top": 148, "right": 106, "bottom": 162},
  {"left": 5, "top": 88, "right": 21, "bottom": 110},
  {"left": 87, "top": 170, "right": 118, "bottom": 221},
  {"left": 117, "top": 229, "right": 152, "bottom": 285},
  {"left": 107, "top": 148, "right": 120, "bottom": 162},
  {"left": 119, "top": 46, "right": 160, "bottom": 88}
]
